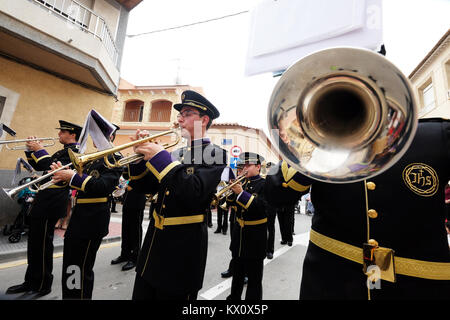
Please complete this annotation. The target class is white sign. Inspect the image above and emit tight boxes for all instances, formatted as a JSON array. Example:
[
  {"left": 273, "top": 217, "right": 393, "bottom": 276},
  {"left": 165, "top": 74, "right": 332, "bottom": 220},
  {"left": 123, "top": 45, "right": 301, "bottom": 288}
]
[
  {"left": 230, "top": 145, "right": 242, "bottom": 157},
  {"left": 245, "top": 0, "right": 382, "bottom": 76}
]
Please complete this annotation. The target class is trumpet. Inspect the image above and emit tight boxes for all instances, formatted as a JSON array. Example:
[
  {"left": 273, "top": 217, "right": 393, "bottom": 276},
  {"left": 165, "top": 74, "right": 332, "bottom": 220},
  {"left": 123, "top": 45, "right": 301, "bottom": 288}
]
[
  {"left": 68, "top": 129, "right": 181, "bottom": 174},
  {"left": 267, "top": 47, "right": 418, "bottom": 183},
  {"left": 0, "top": 137, "right": 58, "bottom": 150},
  {"left": 211, "top": 171, "right": 247, "bottom": 207},
  {"left": 0, "top": 163, "right": 73, "bottom": 226}
]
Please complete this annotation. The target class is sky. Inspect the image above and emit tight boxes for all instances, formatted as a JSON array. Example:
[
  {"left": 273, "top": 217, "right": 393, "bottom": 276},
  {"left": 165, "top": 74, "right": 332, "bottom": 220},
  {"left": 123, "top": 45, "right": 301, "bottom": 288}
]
[{"left": 120, "top": 0, "right": 450, "bottom": 135}]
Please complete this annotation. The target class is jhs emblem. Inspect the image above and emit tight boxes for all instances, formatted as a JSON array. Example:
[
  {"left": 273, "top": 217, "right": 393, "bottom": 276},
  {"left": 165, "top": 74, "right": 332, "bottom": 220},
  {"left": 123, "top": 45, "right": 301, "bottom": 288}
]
[
  {"left": 186, "top": 167, "right": 194, "bottom": 175},
  {"left": 402, "top": 163, "right": 438, "bottom": 197}
]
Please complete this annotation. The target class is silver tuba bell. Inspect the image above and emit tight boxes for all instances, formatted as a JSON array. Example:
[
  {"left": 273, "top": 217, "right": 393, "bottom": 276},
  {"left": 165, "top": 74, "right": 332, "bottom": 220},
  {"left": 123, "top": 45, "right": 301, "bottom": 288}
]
[{"left": 268, "top": 47, "right": 418, "bottom": 183}]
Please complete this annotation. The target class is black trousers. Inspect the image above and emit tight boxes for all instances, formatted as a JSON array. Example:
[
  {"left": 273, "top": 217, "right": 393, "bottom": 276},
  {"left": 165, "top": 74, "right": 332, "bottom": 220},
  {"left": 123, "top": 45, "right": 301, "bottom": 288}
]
[
  {"left": 216, "top": 205, "right": 228, "bottom": 233},
  {"left": 266, "top": 210, "right": 276, "bottom": 254},
  {"left": 61, "top": 237, "right": 102, "bottom": 300},
  {"left": 206, "top": 207, "right": 213, "bottom": 227},
  {"left": 277, "top": 205, "right": 295, "bottom": 243},
  {"left": 227, "top": 257, "right": 264, "bottom": 300},
  {"left": 132, "top": 273, "right": 198, "bottom": 300},
  {"left": 24, "top": 216, "right": 59, "bottom": 291},
  {"left": 121, "top": 196, "right": 145, "bottom": 262}
]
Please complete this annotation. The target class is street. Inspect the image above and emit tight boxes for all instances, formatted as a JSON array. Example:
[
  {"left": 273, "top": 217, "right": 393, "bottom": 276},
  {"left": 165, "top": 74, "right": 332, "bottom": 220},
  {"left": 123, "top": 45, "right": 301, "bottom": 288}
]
[{"left": 0, "top": 211, "right": 312, "bottom": 300}]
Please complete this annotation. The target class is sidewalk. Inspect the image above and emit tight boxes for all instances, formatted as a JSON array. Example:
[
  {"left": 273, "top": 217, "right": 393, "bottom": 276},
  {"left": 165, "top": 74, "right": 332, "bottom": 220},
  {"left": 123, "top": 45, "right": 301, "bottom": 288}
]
[
  {"left": 0, "top": 205, "right": 220, "bottom": 263},
  {"left": 0, "top": 206, "right": 127, "bottom": 264}
]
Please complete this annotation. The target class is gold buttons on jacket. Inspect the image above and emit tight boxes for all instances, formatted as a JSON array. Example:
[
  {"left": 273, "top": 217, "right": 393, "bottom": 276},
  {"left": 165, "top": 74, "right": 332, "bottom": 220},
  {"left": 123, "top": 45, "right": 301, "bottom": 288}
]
[
  {"left": 165, "top": 190, "right": 170, "bottom": 196},
  {"left": 366, "top": 182, "right": 376, "bottom": 190},
  {"left": 367, "top": 209, "right": 378, "bottom": 219},
  {"left": 162, "top": 204, "right": 166, "bottom": 209}
]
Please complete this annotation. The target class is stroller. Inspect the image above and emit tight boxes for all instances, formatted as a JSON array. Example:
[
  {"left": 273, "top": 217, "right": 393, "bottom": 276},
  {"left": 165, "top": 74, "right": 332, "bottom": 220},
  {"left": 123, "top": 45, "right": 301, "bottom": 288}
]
[{"left": 2, "top": 176, "right": 37, "bottom": 243}]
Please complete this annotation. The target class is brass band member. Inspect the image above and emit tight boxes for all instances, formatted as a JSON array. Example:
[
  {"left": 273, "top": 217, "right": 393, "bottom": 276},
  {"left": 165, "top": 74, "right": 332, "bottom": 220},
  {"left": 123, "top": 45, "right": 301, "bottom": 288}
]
[
  {"left": 227, "top": 152, "right": 267, "bottom": 300},
  {"left": 215, "top": 167, "right": 236, "bottom": 235},
  {"left": 129, "top": 90, "right": 226, "bottom": 300},
  {"left": 110, "top": 165, "right": 147, "bottom": 271},
  {"left": 50, "top": 125, "right": 122, "bottom": 299},
  {"left": 221, "top": 164, "right": 242, "bottom": 279},
  {"left": 6, "top": 120, "right": 82, "bottom": 298},
  {"left": 264, "top": 118, "right": 450, "bottom": 299}
]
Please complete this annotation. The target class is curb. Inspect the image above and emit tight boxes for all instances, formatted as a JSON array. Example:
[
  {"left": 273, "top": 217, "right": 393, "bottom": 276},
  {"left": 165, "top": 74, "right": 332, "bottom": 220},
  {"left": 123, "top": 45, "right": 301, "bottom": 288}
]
[{"left": 0, "top": 235, "right": 122, "bottom": 264}]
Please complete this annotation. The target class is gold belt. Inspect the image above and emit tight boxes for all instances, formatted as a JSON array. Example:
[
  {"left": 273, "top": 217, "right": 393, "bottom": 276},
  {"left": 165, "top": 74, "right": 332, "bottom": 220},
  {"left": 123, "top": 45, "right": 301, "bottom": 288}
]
[
  {"left": 76, "top": 197, "right": 108, "bottom": 204},
  {"left": 153, "top": 210, "right": 204, "bottom": 230},
  {"left": 236, "top": 217, "right": 267, "bottom": 228},
  {"left": 310, "top": 229, "right": 450, "bottom": 280}
]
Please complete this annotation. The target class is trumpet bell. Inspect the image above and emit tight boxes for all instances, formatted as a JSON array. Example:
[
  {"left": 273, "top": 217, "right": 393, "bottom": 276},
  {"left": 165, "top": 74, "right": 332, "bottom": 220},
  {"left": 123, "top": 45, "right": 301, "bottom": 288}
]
[
  {"left": 0, "top": 188, "right": 21, "bottom": 227},
  {"left": 268, "top": 47, "right": 418, "bottom": 183}
]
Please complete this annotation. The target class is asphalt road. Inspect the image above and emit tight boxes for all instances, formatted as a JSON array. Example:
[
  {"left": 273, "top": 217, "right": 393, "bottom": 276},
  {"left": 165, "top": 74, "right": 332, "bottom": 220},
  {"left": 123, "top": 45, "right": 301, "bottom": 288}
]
[{"left": 0, "top": 212, "right": 312, "bottom": 301}]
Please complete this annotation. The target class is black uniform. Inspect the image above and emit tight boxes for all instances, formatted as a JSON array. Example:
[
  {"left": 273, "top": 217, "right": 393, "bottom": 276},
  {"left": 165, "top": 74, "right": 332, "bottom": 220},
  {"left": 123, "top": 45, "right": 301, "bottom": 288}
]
[
  {"left": 265, "top": 118, "right": 450, "bottom": 299},
  {"left": 266, "top": 203, "right": 277, "bottom": 256},
  {"left": 215, "top": 194, "right": 229, "bottom": 234},
  {"left": 61, "top": 153, "right": 122, "bottom": 299},
  {"left": 120, "top": 168, "right": 147, "bottom": 264},
  {"left": 276, "top": 203, "right": 295, "bottom": 245},
  {"left": 19, "top": 143, "right": 79, "bottom": 293},
  {"left": 130, "top": 139, "right": 227, "bottom": 299},
  {"left": 227, "top": 174, "right": 267, "bottom": 300}
]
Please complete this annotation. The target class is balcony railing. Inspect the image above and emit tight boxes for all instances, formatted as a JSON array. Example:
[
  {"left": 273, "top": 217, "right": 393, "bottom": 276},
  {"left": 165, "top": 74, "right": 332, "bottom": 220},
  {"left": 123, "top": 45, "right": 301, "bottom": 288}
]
[{"left": 31, "top": 0, "right": 119, "bottom": 65}]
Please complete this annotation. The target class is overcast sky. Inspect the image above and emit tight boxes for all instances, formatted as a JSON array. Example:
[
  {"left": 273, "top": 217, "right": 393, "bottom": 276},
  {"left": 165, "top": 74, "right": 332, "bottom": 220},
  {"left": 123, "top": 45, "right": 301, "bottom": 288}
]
[{"left": 120, "top": 0, "right": 450, "bottom": 135}]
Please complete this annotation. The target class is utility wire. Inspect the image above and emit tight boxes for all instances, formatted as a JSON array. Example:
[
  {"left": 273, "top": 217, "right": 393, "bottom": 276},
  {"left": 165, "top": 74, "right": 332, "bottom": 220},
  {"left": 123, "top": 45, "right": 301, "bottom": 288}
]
[{"left": 127, "top": 10, "right": 249, "bottom": 38}]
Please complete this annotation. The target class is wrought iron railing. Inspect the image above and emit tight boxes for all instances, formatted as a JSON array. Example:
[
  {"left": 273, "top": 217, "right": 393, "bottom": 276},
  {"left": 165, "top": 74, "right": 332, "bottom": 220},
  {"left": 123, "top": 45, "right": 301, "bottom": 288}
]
[{"left": 31, "top": 0, "right": 119, "bottom": 65}]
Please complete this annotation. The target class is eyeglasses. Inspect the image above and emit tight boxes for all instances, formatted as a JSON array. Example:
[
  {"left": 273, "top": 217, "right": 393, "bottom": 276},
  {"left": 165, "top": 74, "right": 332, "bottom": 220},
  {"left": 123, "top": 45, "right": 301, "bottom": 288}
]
[{"left": 177, "top": 110, "right": 201, "bottom": 119}]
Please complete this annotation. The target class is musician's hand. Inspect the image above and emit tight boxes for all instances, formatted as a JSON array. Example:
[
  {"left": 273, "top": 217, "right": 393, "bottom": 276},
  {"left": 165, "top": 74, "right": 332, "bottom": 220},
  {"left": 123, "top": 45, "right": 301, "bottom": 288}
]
[
  {"left": 50, "top": 161, "right": 75, "bottom": 183},
  {"left": 134, "top": 142, "right": 164, "bottom": 161},
  {"left": 26, "top": 136, "right": 44, "bottom": 152},
  {"left": 231, "top": 182, "right": 243, "bottom": 195},
  {"left": 130, "top": 129, "right": 151, "bottom": 153}
]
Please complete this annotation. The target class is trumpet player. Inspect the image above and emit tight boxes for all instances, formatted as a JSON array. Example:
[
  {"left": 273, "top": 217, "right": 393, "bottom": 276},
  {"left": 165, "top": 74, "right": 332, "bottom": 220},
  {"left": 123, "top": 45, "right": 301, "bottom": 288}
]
[
  {"left": 49, "top": 124, "right": 122, "bottom": 300},
  {"left": 226, "top": 152, "right": 268, "bottom": 301},
  {"left": 6, "top": 120, "right": 82, "bottom": 298},
  {"left": 128, "top": 90, "right": 226, "bottom": 300},
  {"left": 214, "top": 167, "right": 236, "bottom": 235}
]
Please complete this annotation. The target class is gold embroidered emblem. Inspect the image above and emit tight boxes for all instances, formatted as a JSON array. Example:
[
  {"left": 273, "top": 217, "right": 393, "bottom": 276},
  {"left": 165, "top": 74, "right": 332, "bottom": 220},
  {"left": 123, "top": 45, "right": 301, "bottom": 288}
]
[
  {"left": 186, "top": 167, "right": 194, "bottom": 175},
  {"left": 402, "top": 163, "right": 438, "bottom": 197},
  {"left": 90, "top": 170, "right": 100, "bottom": 179}
]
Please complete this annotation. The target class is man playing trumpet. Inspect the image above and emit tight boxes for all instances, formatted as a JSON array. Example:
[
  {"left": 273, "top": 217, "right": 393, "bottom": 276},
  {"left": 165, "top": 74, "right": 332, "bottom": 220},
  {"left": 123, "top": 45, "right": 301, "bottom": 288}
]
[
  {"left": 227, "top": 152, "right": 268, "bottom": 300},
  {"left": 128, "top": 90, "right": 227, "bottom": 300},
  {"left": 6, "top": 120, "right": 82, "bottom": 298}
]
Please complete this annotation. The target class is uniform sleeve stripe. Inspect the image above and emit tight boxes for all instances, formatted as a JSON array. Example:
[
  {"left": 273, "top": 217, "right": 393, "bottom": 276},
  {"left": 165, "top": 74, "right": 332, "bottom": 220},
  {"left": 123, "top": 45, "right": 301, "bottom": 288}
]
[
  {"left": 31, "top": 149, "right": 51, "bottom": 163},
  {"left": 236, "top": 191, "right": 255, "bottom": 210},
  {"left": 70, "top": 173, "right": 91, "bottom": 192},
  {"left": 146, "top": 160, "right": 181, "bottom": 182}
]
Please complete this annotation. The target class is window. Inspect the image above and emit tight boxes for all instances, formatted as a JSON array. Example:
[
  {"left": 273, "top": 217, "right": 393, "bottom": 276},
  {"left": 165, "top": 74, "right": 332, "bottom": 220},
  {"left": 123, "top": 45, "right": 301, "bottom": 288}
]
[
  {"left": 150, "top": 100, "right": 172, "bottom": 122},
  {"left": 222, "top": 138, "right": 232, "bottom": 145},
  {"left": 123, "top": 100, "right": 144, "bottom": 122},
  {"left": 421, "top": 82, "right": 435, "bottom": 113}
]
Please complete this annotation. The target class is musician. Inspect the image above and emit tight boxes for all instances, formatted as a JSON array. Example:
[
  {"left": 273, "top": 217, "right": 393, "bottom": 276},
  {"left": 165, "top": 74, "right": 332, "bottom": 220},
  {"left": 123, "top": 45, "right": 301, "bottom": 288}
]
[
  {"left": 6, "top": 120, "right": 82, "bottom": 298},
  {"left": 111, "top": 165, "right": 147, "bottom": 271},
  {"left": 128, "top": 90, "right": 227, "bottom": 300},
  {"left": 220, "top": 164, "right": 248, "bottom": 284},
  {"left": 214, "top": 167, "right": 235, "bottom": 235},
  {"left": 49, "top": 126, "right": 122, "bottom": 299},
  {"left": 227, "top": 152, "right": 267, "bottom": 300},
  {"left": 264, "top": 118, "right": 450, "bottom": 299}
]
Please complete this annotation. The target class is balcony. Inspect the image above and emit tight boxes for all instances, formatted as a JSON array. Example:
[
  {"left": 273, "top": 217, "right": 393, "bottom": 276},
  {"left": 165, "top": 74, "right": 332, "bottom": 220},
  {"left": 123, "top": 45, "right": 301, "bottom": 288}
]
[{"left": 0, "top": 0, "right": 122, "bottom": 94}]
